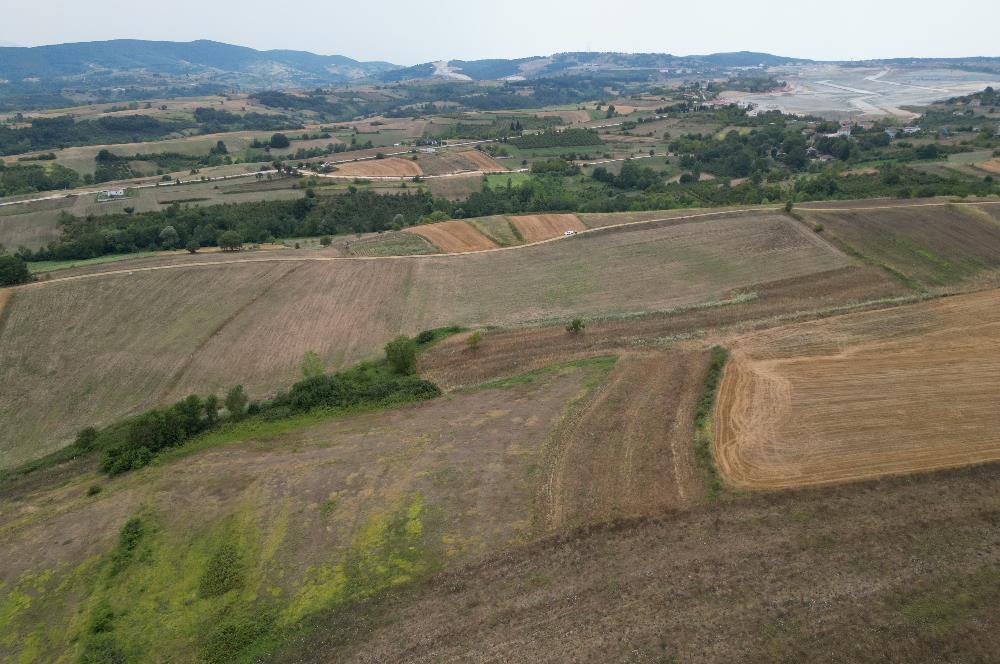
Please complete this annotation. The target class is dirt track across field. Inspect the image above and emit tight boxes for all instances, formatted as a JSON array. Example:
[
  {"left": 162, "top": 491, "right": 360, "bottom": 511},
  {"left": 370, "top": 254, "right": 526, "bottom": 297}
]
[{"left": 714, "top": 288, "right": 1000, "bottom": 488}]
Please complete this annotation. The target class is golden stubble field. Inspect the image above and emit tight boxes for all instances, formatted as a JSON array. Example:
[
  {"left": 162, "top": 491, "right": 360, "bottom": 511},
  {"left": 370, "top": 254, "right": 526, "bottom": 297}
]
[{"left": 714, "top": 288, "right": 1000, "bottom": 488}]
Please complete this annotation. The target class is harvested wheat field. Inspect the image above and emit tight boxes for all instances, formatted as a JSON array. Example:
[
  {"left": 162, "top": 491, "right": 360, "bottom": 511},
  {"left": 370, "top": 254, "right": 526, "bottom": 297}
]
[
  {"left": 508, "top": 213, "right": 586, "bottom": 242},
  {"left": 458, "top": 150, "right": 507, "bottom": 171},
  {"left": 333, "top": 157, "right": 423, "bottom": 177},
  {"left": 714, "top": 288, "right": 1000, "bottom": 489},
  {"left": 404, "top": 219, "right": 497, "bottom": 253}
]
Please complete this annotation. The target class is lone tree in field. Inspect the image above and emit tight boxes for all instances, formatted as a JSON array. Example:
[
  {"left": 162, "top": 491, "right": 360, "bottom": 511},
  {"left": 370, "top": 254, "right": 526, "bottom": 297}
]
[
  {"left": 385, "top": 336, "right": 417, "bottom": 375},
  {"left": 269, "top": 133, "right": 290, "bottom": 149},
  {"left": 218, "top": 231, "right": 243, "bottom": 252},
  {"left": 466, "top": 330, "right": 483, "bottom": 351},
  {"left": 0, "top": 254, "right": 32, "bottom": 286},
  {"left": 224, "top": 385, "right": 248, "bottom": 420},
  {"left": 566, "top": 318, "right": 586, "bottom": 334}
]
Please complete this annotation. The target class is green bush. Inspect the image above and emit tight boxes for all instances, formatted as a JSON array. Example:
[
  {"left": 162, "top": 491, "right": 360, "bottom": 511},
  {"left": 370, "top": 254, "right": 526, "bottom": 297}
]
[
  {"left": 0, "top": 254, "right": 32, "bottom": 286},
  {"left": 385, "top": 336, "right": 417, "bottom": 375}
]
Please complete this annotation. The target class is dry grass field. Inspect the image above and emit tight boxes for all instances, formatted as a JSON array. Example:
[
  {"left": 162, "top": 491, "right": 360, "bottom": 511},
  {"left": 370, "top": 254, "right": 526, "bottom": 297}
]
[
  {"left": 332, "top": 157, "right": 423, "bottom": 177},
  {"left": 714, "top": 289, "right": 1000, "bottom": 488},
  {"left": 0, "top": 211, "right": 853, "bottom": 467},
  {"left": 285, "top": 462, "right": 1000, "bottom": 663},
  {"left": 0, "top": 364, "right": 607, "bottom": 662},
  {"left": 403, "top": 220, "right": 497, "bottom": 252},
  {"left": 799, "top": 203, "right": 1000, "bottom": 288},
  {"left": 508, "top": 213, "right": 586, "bottom": 242},
  {"left": 420, "top": 265, "right": 905, "bottom": 389}
]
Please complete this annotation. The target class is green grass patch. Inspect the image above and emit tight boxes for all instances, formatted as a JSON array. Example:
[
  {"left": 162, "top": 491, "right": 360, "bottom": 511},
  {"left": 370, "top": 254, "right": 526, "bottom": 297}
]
[
  {"left": 27, "top": 252, "right": 161, "bottom": 274},
  {"left": 473, "top": 355, "right": 617, "bottom": 391},
  {"left": 694, "top": 346, "right": 728, "bottom": 498},
  {"left": 483, "top": 172, "right": 532, "bottom": 188}
]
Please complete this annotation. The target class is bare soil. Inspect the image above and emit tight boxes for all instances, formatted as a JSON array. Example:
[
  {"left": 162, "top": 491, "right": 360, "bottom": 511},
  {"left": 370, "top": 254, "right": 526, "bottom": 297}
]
[
  {"left": 333, "top": 157, "right": 423, "bottom": 177},
  {"left": 404, "top": 220, "right": 497, "bottom": 253}
]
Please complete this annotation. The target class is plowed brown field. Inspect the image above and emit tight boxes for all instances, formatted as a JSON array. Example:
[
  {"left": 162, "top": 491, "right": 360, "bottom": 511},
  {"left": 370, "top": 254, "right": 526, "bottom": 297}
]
[
  {"left": 714, "top": 288, "right": 1000, "bottom": 488},
  {"left": 509, "top": 213, "right": 586, "bottom": 242},
  {"left": 539, "top": 351, "right": 708, "bottom": 530},
  {"left": 404, "top": 220, "right": 497, "bottom": 252},
  {"left": 459, "top": 150, "right": 507, "bottom": 171},
  {"left": 333, "top": 157, "right": 422, "bottom": 177}
]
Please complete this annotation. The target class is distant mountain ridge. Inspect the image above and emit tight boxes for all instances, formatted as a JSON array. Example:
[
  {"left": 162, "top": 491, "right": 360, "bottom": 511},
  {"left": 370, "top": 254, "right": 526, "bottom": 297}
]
[{"left": 0, "top": 39, "right": 398, "bottom": 88}]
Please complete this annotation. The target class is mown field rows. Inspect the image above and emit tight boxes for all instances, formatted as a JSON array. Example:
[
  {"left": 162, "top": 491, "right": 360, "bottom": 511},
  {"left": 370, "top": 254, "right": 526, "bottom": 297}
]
[{"left": 714, "top": 288, "right": 1000, "bottom": 488}]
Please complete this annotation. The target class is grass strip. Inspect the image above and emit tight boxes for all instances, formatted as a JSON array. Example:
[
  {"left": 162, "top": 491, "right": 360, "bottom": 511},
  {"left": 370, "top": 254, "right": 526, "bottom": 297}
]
[{"left": 694, "top": 345, "right": 728, "bottom": 498}]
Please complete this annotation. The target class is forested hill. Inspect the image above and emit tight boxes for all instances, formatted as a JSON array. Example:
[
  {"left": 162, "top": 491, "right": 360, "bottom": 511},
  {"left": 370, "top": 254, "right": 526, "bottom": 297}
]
[{"left": 0, "top": 40, "right": 399, "bottom": 87}]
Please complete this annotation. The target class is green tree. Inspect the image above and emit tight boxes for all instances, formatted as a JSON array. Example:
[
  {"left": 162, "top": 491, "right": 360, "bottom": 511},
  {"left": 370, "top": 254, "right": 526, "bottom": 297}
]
[
  {"left": 218, "top": 231, "right": 243, "bottom": 252},
  {"left": 300, "top": 351, "right": 325, "bottom": 378},
  {"left": 185, "top": 239, "right": 200, "bottom": 254},
  {"left": 466, "top": 330, "right": 483, "bottom": 350},
  {"left": 0, "top": 254, "right": 32, "bottom": 286},
  {"left": 225, "top": 385, "right": 248, "bottom": 420},
  {"left": 319, "top": 235, "right": 332, "bottom": 247},
  {"left": 566, "top": 318, "right": 585, "bottom": 334},
  {"left": 385, "top": 336, "right": 417, "bottom": 375},
  {"left": 269, "top": 133, "right": 290, "bottom": 149},
  {"left": 159, "top": 225, "right": 180, "bottom": 249}
]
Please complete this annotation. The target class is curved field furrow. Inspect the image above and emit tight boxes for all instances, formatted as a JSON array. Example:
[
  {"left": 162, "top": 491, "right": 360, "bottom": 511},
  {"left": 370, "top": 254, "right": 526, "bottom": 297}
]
[
  {"left": 714, "top": 289, "right": 1000, "bottom": 488},
  {"left": 539, "top": 351, "right": 707, "bottom": 530}
]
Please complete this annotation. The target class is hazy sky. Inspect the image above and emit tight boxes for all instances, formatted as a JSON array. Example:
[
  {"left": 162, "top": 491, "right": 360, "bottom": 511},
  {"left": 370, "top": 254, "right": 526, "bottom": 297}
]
[{"left": 2, "top": 0, "right": 998, "bottom": 64}]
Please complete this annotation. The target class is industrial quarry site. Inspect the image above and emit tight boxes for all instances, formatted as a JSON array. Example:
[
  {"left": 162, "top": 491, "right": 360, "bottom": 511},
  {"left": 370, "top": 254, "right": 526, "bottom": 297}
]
[{"left": 1, "top": 4, "right": 1000, "bottom": 662}]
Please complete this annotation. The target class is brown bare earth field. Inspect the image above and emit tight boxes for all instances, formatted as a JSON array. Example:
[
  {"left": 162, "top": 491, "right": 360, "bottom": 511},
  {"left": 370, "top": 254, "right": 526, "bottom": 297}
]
[
  {"left": 538, "top": 351, "right": 708, "bottom": 531},
  {"left": 458, "top": 150, "right": 507, "bottom": 171},
  {"left": 977, "top": 159, "right": 1000, "bottom": 174},
  {"left": 404, "top": 220, "right": 498, "bottom": 253},
  {"left": 0, "top": 211, "right": 855, "bottom": 466},
  {"left": 508, "top": 213, "right": 586, "bottom": 242},
  {"left": 715, "top": 288, "right": 1000, "bottom": 489},
  {"left": 420, "top": 265, "right": 904, "bottom": 389},
  {"left": 333, "top": 157, "right": 423, "bottom": 177}
]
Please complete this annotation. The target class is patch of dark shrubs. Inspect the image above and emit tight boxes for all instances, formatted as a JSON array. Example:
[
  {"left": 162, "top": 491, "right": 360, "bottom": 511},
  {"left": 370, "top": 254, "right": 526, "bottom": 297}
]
[{"left": 91, "top": 359, "right": 440, "bottom": 477}]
